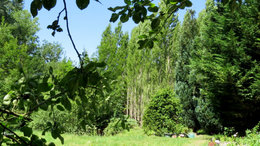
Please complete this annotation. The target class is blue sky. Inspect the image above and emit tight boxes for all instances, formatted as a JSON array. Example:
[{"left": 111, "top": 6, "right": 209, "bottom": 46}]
[{"left": 23, "top": 0, "right": 206, "bottom": 64}]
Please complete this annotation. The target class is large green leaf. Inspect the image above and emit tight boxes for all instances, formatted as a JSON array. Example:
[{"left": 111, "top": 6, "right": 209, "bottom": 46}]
[
  {"left": 38, "top": 82, "right": 53, "bottom": 92},
  {"left": 58, "top": 135, "right": 64, "bottom": 144},
  {"left": 42, "top": 0, "right": 56, "bottom": 11},
  {"left": 61, "top": 97, "right": 71, "bottom": 111},
  {"left": 120, "top": 14, "right": 129, "bottom": 23},
  {"left": 56, "top": 105, "right": 65, "bottom": 111},
  {"left": 51, "top": 129, "right": 58, "bottom": 139},
  {"left": 21, "top": 126, "right": 33, "bottom": 137},
  {"left": 132, "top": 12, "right": 141, "bottom": 23},
  {"left": 151, "top": 17, "right": 160, "bottom": 30},
  {"left": 30, "top": 1, "right": 38, "bottom": 17},
  {"left": 76, "top": 0, "right": 90, "bottom": 10},
  {"left": 110, "top": 13, "right": 119, "bottom": 22},
  {"left": 148, "top": 6, "right": 158, "bottom": 12}
]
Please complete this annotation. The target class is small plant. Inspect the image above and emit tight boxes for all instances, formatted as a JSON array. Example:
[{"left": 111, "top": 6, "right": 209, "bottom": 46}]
[
  {"left": 197, "top": 129, "right": 206, "bottom": 134},
  {"left": 223, "top": 127, "right": 235, "bottom": 136}
]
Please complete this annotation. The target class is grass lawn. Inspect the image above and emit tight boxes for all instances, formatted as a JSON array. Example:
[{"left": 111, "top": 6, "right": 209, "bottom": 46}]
[{"left": 33, "top": 128, "right": 210, "bottom": 146}]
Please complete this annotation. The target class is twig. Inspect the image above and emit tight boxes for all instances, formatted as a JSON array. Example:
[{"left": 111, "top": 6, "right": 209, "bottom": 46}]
[
  {"left": 0, "top": 123, "right": 28, "bottom": 145},
  {"left": 4, "top": 134, "right": 20, "bottom": 144},
  {"left": 57, "top": 8, "right": 65, "bottom": 22},
  {"left": 62, "top": 0, "right": 82, "bottom": 65},
  {"left": 0, "top": 108, "right": 32, "bottom": 121}
]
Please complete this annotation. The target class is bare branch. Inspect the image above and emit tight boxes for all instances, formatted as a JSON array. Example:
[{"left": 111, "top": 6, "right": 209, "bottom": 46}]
[
  {"left": 0, "top": 123, "right": 28, "bottom": 145},
  {"left": 62, "top": 0, "right": 82, "bottom": 65},
  {"left": 0, "top": 108, "right": 32, "bottom": 121}
]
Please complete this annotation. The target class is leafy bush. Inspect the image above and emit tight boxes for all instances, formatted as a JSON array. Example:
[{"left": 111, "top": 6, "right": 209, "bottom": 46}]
[
  {"left": 143, "top": 88, "right": 183, "bottom": 136},
  {"left": 30, "top": 103, "right": 86, "bottom": 134},
  {"left": 30, "top": 101, "right": 97, "bottom": 135},
  {"left": 104, "top": 116, "right": 138, "bottom": 136}
]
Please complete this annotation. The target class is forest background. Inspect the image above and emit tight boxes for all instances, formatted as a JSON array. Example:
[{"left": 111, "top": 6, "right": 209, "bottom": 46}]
[{"left": 0, "top": 0, "right": 259, "bottom": 145}]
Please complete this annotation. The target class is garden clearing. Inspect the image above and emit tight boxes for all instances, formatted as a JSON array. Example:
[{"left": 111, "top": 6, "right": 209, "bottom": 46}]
[{"left": 39, "top": 128, "right": 210, "bottom": 146}]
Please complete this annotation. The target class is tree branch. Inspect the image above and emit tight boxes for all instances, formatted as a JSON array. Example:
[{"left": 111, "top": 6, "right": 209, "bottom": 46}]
[
  {"left": 57, "top": 8, "right": 65, "bottom": 22},
  {"left": 0, "top": 108, "right": 32, "bottom": 121},
  {"left": 26, "top": 91, "right": 66, "bottom": 116},
  {"left": 0, "top": 123, "right": 28, "bottom": 145},
  {"left": 62, "top": 0, "right": 82, "bottom": 65}
]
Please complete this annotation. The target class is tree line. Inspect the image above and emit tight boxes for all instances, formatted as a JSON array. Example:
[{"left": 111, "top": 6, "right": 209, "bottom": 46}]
[
  {"left": 97, "top": 0, "right": 259, "bottom": 134},
  {"left": 0, "top": 0, "right": 259, "bottom": 145}
]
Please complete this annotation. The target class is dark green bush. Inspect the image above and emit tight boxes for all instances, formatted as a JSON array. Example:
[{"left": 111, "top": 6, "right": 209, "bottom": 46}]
[{"left": 143, "top": 88, "right": 183, "bottom": 136}]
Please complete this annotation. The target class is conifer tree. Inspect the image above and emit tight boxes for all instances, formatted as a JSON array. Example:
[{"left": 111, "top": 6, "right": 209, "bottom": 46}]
[{"left": 174, "top": 9, "right": 199, "bottom": 130}]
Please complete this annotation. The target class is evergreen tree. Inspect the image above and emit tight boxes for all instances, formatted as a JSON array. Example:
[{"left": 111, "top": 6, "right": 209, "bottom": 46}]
[
  {"left": 190, "top": 0, "right": 260, "bottom": 133},
  {"left": 174, "top": 9, "right": 199, "bottom": 130}
]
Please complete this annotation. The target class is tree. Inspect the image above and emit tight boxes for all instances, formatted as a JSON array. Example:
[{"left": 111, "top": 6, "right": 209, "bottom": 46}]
[
  {"left": 190, "top": 0, "right": 260, "bottom": 133},
  {"left": 97, "top": 22, "right": 129, "bottom": 115},
  {"left": 0, "top": 0, "right": 253, "bottom": 145},
  {"left": 174, "top": 9, "right": 199, "bottom": 130},
  {"left": 0, "top": 0, "right": 22, "bottom": 24},
  {"left": 39, "top": 40, "right": 63, "bottom": 63}
]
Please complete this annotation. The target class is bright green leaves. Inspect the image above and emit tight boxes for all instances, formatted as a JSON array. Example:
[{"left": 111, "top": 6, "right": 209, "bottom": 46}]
[
  {"left": 3, "top": 93, "right": 12, "bottom": 105},
  {"left": 42, "top": 0, "right": 57, "bottom": 11},
  {"left": 76, "top": 0, "right": 90, "bottom": 10}
]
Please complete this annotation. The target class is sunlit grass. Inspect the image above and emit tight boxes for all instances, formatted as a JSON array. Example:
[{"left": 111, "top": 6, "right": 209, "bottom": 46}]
[{"left": 19, "top": 128, "right": 209, "bottom": 146}]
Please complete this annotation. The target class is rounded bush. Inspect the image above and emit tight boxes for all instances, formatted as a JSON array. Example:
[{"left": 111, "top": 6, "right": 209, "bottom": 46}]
[{"left": 143, "top": 88, "right": 183, "bottom": 136}]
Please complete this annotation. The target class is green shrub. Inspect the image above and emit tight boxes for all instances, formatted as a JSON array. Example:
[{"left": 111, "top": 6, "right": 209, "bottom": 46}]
[
  {"left": 223, "top": 127, "right": 235, "bottom": 136},
  {"left": 143, "top": 88, "right": 183, "bottom": 136},
  {"left": 30, "top": 102, "right": 95, "bottom": 135},
  {"left": 104, "top": 116, "right": 138, "bottom": 136},
  {"left": 215, "top": 122, "right": 260, "bottom": 145}
]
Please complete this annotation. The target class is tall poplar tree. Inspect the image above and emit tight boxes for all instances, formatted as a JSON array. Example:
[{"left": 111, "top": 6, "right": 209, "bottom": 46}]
[{"left": 97, "top": 22, "right": 129, "bottom": 116}]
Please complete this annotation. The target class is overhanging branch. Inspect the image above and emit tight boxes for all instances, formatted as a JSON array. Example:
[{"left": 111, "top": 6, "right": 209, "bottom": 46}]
[{"left": 62, "top": 0, "right": 82, "bottom": 65}]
